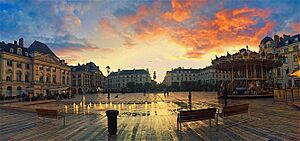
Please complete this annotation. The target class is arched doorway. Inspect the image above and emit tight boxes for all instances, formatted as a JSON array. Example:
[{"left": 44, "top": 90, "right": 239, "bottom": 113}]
[
  {"left": 17, "top": 86, "right": 22, "bottom": 96},
  {"left": 6, "top": 86, "right": 12, "bottom": 96},
  {"left": 78, "top": 88, "right": 83, "bottom": 94}
]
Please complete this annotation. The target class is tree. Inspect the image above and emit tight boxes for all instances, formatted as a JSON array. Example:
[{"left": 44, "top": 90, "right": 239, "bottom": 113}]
[{"left": 126, "top": 82, "right": 136, "bottom": 92}]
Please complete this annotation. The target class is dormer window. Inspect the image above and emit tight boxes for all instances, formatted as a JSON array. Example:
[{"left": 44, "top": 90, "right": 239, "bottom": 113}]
[
  {"left": 10, "top": 48, "right": 14, "bottom": 53},
  {"left": 17, "top": 48, "right": 22, "bottom": 55},
  {"left": 25, "top": 52, "right": 28, "bottom": 56},
  {"left": 295, "top": 37, "right": 298, "bottom": 42},
  {"left": 285, "top": 40, "right": 289, "bottom": 45}
]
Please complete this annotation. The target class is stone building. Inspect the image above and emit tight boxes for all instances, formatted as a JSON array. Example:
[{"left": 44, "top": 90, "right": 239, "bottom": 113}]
[
  {"left": 162, "top": 66, "right": 231, "bottom": 91},
  {"left": 198, "top": 66, "right": 231, "bottom": 86},
  {"left": 162, "top": 67, "right": 200, "bottom": 89},
  {"left": 0, "top": 38, "right": 71, "bottom": 97},
  {"left": 71, "top": 62, "right": 105, "bottom": 94},
  {"left": 259, "top": 34, "right": 300, "bottom": 87},
  {"left": 106, "top": 69, "right": 151, "bottom": 92}
]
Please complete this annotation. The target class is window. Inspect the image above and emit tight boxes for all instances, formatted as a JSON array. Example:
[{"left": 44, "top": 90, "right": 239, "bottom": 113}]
[
  {"left": 295, "top": 37, "right": 298, "bottom": 42},
  {"left": 39, "top": 72, "right": 44, "bottom": 82},
  {"left": 25, "top": 52, "right": 28, "bottom": 56},
  {"left": 6, "top": 69, "right": 13, "bottom": 81},
  {"left": 294, "top": 55, "right": 298, "bottom": 62},
  {"left": 53, "top": 75, "right": 56, "bottom": 83},
  {"left": 17, "top": 62, "right": 22, "bottom": 68},
  {"left": 52, "top": 68, "right": 56, "bottom": 72},
  {"left": 293, "top": 45, "right": 299, "bottom": 52},
  {"left": 284, "top": 56, "right": 289, "bottom": 64},
  {"left": 62, "top": 76, "right": 65, "bottom": 84},
  {"left": 7, "top": 60, "right": 13, "bottom": 67},
  {"left": 10, "top": 48, "right": 14, "bottom": 53},
  {"left": 25, "top": 72, "right": 30, "bottom": 82},
  {"left": 46, "top": 74, "right": 50, "bottom": 83},
  {"left": 39, "top": 65, "right": 44, "bottom": 70},
  {"left": 26, "top": 64, "right": 30, "bottom": 69},
  {"left": 46, "top": 66, "right": 50, "bottom": 72},
  {"left": 17, "top": 48, "right": 22, "bottom": 55},
  {"left": 16, "top": 71, "right": 22, "bottom": 81},
  {"left": 284, "top": 48, "right": 289, "bottom": 53},
  {"left": 285, "top": 40, "right": 289, "bottom": 45}
]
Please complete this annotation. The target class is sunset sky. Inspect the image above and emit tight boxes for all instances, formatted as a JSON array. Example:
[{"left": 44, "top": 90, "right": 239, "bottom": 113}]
[{"left": 0, "top": 0, "right": 299, "bottom": 82}]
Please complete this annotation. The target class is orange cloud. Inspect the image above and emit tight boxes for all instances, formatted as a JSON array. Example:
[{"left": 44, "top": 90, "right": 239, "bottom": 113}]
[
  {"left": 290, "top": 22, "right": 300, "bottom": 33},
  {"left": 163, "top": 0, "right": 207, "bottom": 22}
]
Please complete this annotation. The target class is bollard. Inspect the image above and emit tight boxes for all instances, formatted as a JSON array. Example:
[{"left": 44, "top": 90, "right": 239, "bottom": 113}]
[{"left": 106, "top": 110, "right": 119, "bottom": 135}]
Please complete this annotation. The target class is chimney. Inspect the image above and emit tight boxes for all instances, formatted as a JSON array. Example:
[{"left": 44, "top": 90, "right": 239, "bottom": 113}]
[
  {"left": 279, "top": 37, "right": 283, "bottom": 42},
  {"left": 118, "top": 69, "right": 120, "bottom": 72},
  {"left": 283, "top": 34, "right": 290, "bottom": 39},
  {"left": 19, "top": 38, "right": 24, "bottom": 47},
  {"left": 14, "top": 40, "right": 17, "bottom": 45},
  {"left": 274, "top": 35, "right": 279, "bottom": 42}
]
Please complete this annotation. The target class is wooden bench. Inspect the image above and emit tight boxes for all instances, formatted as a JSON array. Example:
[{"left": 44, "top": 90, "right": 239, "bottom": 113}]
[
  {"left": 177, "top": 108, "right": 217, "bottom": 131},
  {"left": 36, "top": 108, "right": 65, "bottom": 126},
  {"left": 216, "top": 104, "right": 250, "bottom": 125}
]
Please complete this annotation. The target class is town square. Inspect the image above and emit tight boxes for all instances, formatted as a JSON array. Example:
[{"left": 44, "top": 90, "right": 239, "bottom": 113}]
[{"left": 0, "top": 0, "right": 299, "bottom": 140}]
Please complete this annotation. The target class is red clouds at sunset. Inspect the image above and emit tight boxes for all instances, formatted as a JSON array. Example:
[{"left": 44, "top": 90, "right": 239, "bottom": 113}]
[{"left": 103, "top": 2, "right": 276, "bottom": 58}]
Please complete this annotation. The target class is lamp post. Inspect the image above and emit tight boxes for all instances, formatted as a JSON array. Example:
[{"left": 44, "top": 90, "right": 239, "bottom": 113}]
[{"left": 106, "top": 66, "right": 111, "bottom": 99}]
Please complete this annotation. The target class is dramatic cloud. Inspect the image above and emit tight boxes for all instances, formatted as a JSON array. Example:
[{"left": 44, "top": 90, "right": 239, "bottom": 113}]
[{"left": 1, "top": 0, "right": 299, "bottom": 81}]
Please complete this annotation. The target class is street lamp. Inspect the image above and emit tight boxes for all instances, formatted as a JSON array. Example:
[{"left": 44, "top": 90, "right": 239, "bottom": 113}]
[{"left": 106, "top": 66, "right": 111, "bottom": 99}]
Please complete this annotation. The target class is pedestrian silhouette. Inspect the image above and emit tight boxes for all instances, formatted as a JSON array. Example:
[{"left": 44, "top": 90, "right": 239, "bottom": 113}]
[{"left": 188, "top": 90, "right": 192, "bottom": 110}]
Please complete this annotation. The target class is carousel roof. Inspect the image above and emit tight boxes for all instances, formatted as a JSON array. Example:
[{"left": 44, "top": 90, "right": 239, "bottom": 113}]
[{"left": 212, "top": 48, "right": 283, "bottom": 71}]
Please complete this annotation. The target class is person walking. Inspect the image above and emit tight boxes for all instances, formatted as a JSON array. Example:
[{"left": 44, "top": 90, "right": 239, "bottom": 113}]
[
  {"left": 188, "top": 90, "right": 192, "bottom": 110},
  {"left": 222, "top": 83, "right": 228, "bottom": 106}
]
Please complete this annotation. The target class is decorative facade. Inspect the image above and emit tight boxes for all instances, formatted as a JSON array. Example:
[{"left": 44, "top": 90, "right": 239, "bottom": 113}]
[
  {"left": 259, "top": 34, "right": 300, "bottom": 87},
  {"left": 162, "top": 66, "right": 231, "bottom": 90},
  {"left": 106, "top": 69, "right": 151, "bottom": 92},
  {"left": 71, "top": 62, "right": 105, "bottom": 94},
  {"left": 0, "top": 38, "right": 71, "bottom": 97}
]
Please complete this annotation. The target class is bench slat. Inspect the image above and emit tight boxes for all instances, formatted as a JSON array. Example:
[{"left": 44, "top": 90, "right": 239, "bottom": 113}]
[
  {"left": 179, "top": 108, "right": 216, "bottom": 122},
  {"left": 221, "top": 104, "right": 249, "bottom": 117}
]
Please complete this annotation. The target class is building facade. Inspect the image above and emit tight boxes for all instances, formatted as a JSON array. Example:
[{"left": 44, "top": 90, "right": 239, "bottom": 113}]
[
  {"left": 198, "top": 66, "right": 231, "bottom": 86},
  {"left": 163, "top": 67, "right": 200, "bottom": 88},
  {"left": 71, "top": 62, "right": 105, "bottom": 94},
  {"left": 163, "top": 66, "right": 231, "bottom": 91},
  {"left": 259, "top": 34, "right": 300, "bottom": 87},
  {"left": 106, "top": 69, "right": 151, "bottom": 92},
  {"left": 0, "top": 38, "right": 71, "bottom": 97}
]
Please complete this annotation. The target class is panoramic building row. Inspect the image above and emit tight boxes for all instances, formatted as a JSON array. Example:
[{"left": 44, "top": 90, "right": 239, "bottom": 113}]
[
  {"left": 0, "top": 39, "right": 108, "bottom": 97},
  {"left": 163, "top": 34, "right": 300, "bottom": 92}
]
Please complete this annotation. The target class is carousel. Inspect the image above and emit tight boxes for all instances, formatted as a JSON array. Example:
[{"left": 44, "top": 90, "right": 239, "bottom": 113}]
[{"left": 212, "top": 47, "right": 283, "bottom": 98}]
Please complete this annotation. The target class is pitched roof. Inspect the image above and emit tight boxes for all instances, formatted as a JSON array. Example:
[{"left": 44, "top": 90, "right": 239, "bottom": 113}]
[
  {"left": 71, "top": 62, "right": 102, "bottom": 74},
  {"left": 28, "top": 41, "right": 58, "bottom": 58},
  {"left": 0, "top": 41, "right": 29, "bottom": 57},
  {"left": 109, "top": 69, "right": 150, "bottom": 76}
]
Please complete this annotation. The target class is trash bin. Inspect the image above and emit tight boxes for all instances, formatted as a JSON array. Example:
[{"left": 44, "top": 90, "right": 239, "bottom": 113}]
[{"left": 106, "top": 110, "right": 119, "bottom": 135}]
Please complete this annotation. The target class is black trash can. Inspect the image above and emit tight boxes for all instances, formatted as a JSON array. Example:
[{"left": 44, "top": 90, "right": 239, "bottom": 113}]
[{"left": 106, "top": 110, "right": 119, "bottom": 135}]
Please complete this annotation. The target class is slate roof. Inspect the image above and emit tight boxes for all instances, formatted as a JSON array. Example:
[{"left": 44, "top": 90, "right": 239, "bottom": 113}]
[
  {"left": 260, "top": 37, "right": 273, "bottom": 45},
  {"left": 169, "top": 67, "right": 201, "bottom": 73},
  {"left": 0, "top": 41, "right": 29, "bottom": 57},
  {"left": 28, "top": 41, "right": 58, "bottom": 58},
  {"left": 71, "top": 62, "right": 102, "bottom": 74},
  {"left": 278, "top": 34, "right": 300, "bottom": 47},
  {"left": 109, "top": 69, "right": 150, "bottom": 76}
]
